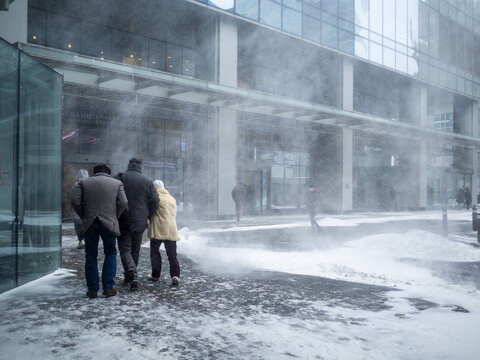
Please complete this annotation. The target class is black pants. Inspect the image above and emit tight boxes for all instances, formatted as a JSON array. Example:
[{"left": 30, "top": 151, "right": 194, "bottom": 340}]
[
  {"left": 150, "top": 239, "right": 180, "bottom": 279},
  {"left": 118, "top": 230, "right": 144, "bottom": 282}
]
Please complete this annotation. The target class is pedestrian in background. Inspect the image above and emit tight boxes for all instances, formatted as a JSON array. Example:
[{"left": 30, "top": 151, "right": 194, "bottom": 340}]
[
  {"left": 306, "top": 185, "right": 321, "bottom": 231},
  {"left": 116, "top": 158, "right": 159, "bottom": 291},
  {"left": 71, "top": 164, "right": 128, "bottom": 299},
  {"left": 456, "top": 187, "right": 465, "bottom": 210},
  {"left": 465, "top": 187, "right": 472, "bottom": 210},
  {"left": 231, "top": 183, "right": 247, "bottom": 221},
  {"left": 72, "top": 169, "right": 89, "bottom": 249},
  {"left": 147, "top": 180, "right": 181, "bottom": 286}
]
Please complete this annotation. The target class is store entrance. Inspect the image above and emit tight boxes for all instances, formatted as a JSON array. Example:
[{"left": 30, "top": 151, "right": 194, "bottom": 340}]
[{"left": 241, "top": 169, "right": 268, "bottom": 215}]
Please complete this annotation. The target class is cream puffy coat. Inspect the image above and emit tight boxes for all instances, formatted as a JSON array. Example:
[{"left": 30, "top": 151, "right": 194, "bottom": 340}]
[{"left": 147, "top": 189, "right": 180, "bottom": 241}]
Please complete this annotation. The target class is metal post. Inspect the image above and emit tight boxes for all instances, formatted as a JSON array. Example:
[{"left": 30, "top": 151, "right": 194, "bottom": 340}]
[
  {"left": 472, "top": 205, "right": 477, "bottom": 232},
  {"left": 442, "top": 203, "right": 448, "bottom": 238}
]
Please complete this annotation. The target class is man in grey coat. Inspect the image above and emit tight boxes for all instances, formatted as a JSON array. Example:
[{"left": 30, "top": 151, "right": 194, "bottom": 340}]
[
  {"left": 71, "top": 164, "right": 128, "bottom": 299},
  {"left": 116, "top": 158, "right": 159, "bottom": 291}
]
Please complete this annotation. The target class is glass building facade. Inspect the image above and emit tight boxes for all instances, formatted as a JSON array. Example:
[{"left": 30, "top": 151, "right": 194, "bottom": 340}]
[
  {"left": 2, "top": 0, "right": 476, "bottom": 217},
  {"left": 196, "top": 0, "right": 480, "bottom": 100},
  {"left": 0, "top": 38, "right": 63, "bottom": 294}
]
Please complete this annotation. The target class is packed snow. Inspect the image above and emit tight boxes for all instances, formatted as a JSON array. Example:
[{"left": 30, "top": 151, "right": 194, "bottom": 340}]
[{"left": 1, "top": 212, "right": 479, "bottom": 359}]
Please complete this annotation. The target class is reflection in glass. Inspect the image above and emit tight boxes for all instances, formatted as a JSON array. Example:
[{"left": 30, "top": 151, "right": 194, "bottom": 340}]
[
  {"left": 260, "top": 0, "right": 282, "bottom": 29},
  {"left": 355, "top": 0, "right": 369, "bottom": 28},
  {"left": 355, "top": 35, "right": 369, "bottom": 59},
  {"left": 369, "top": 41, "right": 382, "bottom": 64},
  {"left": 283, "top": 8, "right": 302, "bottom": 35},
  {"left": 0, "top": 39, "right": 18, "bottom": 293},
  {"left": 236, "top": 0, "right": 259, "bottom": 20},
  {"left": 208, "top": 0, "right": 234, "bottom": 11},
  {"left": 370, "top": 0, "right": 382, "bottom": 34},
  {"left": 303, "top": 14, "right": 321, "bottom": 42},
  {"left": 384, "top": 0, "right": 396, "bottom": 39},
  {"left": 396, "top": 0, "right": 408, "bottom": 44},
  {"left": 18, "top": 52, "right": 62, "bottom": 286}
]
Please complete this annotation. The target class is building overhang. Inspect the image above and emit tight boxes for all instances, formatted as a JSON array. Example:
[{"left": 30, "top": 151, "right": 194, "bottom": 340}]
[{"left": 18, "top": 43, "right": 480, "bottom": 149}]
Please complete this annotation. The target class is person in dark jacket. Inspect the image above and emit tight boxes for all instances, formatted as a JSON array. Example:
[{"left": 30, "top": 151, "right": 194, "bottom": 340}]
[
  {"left": 71, "top": 164, "right": 128, "bottom": 299},
  {"left": 306, "top": 185, "right": 320, "bottom": 231},
  {"left": 72, "top": 169, "right": 89, "bottom": 249},
  {"left": 465, "top": 187, "right": 472, "bottom": 210},
  {"left": 116, "top": 158, "right": 159, "bottom": 291},
  {"left": 456, "top": 187, "right": 465, "bottom": 210},
  {"left": 231, "top": 183, "right": 247, "bottom": 221}
]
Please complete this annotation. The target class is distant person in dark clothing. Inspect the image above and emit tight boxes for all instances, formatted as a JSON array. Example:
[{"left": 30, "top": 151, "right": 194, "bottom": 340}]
[
  {"left": 72, "top": 169, "right": 89, "bottom": 249},
  {"left": 456, "top": 187, "right": 465, "bottom": 210},
  {"left": 116, "top": 158, "right": 159, "bottom": 291},
  {"left": 71, "top": 164, "right": 128, "bottom": 299},
  {"left": 231, "top": 183, "right": 247, "bottom": 221},
  {"left": 465, "top": 187, "right": 472, "bottom": 210},
  {"left": 306, "top": 185, "right": 320, "bottom": 231}
]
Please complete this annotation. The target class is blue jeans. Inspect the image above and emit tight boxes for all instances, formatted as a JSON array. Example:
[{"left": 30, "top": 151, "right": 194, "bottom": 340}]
[{"left": 84, "top": 218, "right": 117, "bottom": 292}]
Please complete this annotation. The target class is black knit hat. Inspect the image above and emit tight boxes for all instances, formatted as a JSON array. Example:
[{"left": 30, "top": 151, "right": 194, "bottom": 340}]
[
  {"left": 129, "top": 158, "right": 142, "bottom": 165},
  {"left": 93, "top": 164, "right": 111, "bottom": 175}
]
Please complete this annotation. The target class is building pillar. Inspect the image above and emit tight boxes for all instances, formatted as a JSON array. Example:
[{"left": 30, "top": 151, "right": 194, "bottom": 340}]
[
  {"left": 0, "top": 0, "right": 28, "bottom": 44},
  {"left": 216, "top": 17, "right": 238, "bottom": 217},
  {"left": 341, "top": 59, "right": 354, "bottom": 212},
  {"left": 473, "top": 102, "right": 479, "bottom": 202},
  {"left": 419, "top": 86, "right": 429, "bottom": 209}
]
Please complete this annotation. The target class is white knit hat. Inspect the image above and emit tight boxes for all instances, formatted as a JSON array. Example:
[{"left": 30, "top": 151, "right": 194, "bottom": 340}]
[{"left": 153, "top": 180, "right": 164, "bottom": 190}]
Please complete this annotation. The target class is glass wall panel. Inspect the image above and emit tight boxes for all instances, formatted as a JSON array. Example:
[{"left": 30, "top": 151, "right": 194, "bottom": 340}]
[
  {"left": 236, "top": 0, "right": 260, "bottom": 20},
  {"left": 384, "top": 0, "right": 396, "bottom": 40},
  {"left": 283, "top": 7, "right": 302, "bottom": 35},
  {"left": 355, "top": 0, "right": 369, "bottom": 28},
  {"left": 260, "top": 0, "right": 282, "bottom": 29},
  {"left": 0, "top": 39, "right": 18, "bottom": 293},
  {"left": 370, "top": 0, "right": 383, "bottom": 35},
  {"left": 17, "top": 53, "right": 62, "bottom": 286}
]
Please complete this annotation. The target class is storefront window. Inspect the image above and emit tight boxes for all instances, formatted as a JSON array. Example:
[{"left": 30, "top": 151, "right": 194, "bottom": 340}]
[{"left": 0, "top": 39, "right": 62, "bottom": 293}]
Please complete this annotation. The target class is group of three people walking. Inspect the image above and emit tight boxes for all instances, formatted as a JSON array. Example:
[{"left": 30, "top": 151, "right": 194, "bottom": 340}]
[{"left": 71, "top": 158, "right": 181, "bottom": 299}]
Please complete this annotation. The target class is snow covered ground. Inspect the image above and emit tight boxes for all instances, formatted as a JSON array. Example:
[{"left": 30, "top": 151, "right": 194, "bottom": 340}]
[{"left": 1, "top": 212, "right": 479, "bottom": 359}]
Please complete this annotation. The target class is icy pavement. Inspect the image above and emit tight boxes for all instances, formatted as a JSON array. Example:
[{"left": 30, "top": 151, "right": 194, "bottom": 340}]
[{"left": 1, "top": 212, "right": 480, "bottom": 359}]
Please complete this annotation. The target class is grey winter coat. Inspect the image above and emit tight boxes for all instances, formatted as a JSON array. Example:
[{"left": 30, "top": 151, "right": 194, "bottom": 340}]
[
  {"left": 71, "top": 172, "right": 128, "bottom": 237},
  {"left": 116, "top": 163, "right": 159, "bottom": 233}
]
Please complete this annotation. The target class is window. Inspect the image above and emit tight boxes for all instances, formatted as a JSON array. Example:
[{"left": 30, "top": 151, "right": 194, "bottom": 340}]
[
  {"left": 149, "top": 40, "right": 166, "bottom": 71},
  {"left": 283, "top": 7, "right": 302, "bottom": 35},
  {"left": 260, "top": 0, "right": 282, "bottom": 29},
  {"left": 236, "top": 0, "right": 259, "bottom": 20}
]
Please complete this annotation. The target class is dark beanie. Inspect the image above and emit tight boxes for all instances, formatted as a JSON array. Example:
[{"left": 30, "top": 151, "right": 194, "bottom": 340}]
[
  {"left": 129, "top": 158, "right": 142, "bottom": 165},
  {"left": 93, "top": 164, "right": 111, "bottom": 175}
]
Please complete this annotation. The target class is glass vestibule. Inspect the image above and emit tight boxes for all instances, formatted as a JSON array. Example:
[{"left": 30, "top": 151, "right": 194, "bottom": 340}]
[{"left": 0, "top": 38, "right": 63, "bottom": 293}]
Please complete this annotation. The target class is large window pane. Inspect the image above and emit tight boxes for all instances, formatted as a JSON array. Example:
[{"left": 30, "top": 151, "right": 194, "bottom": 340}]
[
  {"left": 17, "top": 53, "right": 62, "bottom": 286},
  {"left": 370, "top": 0, "right": 383, "bottom": 34},
  {"left": 260, "top": 0, "right": 282, "bottom": 29},
  {"left": 396, "top": 0, "right": 408, "bottom": 44},
  {"left": 0, "top": 39, "right": 18, "bottom": 293},
  {"left": 384, "top": 0, "right": 396, "bottom": 40},
  {"left": 303, "top": 14, "right": 321, "bottom": 42},
  {"left": 236, "top": 0, "right": 259, "bottom": 20},
  {"left": 283, "top": 7, "right": 302, "bottom": 35},
  {"left": 355, "top": 0, "right": 369, "bottom": 28}
]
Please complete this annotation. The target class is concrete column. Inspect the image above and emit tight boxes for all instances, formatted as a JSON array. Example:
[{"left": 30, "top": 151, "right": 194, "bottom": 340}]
[
  {"left": 342, "top": 128, "right": 353, "bottom": 212},
  {"left": 342, "top": 59, "right": 354, "bottom": 212},
  {"left": 0, "top": 0, "right": 28, "bottom": 44},
  {"left": 216, "top": 17, "right": 238, "bottom": 217},
  {"left": 342, "top": 59, "right": 353, "bottom": 111},
  {"left": 419, "top": 86, "right": 428, "bottom": 209},
  {"left": 473, "top": 102, "right": 479, "bottom": 201}
]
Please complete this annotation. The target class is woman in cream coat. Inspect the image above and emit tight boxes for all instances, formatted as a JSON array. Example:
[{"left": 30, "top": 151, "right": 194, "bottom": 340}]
[{"left": 147, "top": 180, "right": 181, "bottom": 285}]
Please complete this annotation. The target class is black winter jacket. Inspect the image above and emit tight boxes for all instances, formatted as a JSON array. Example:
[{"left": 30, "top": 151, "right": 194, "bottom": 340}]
[{"left": 116, "top": 163, "right": 159, "bottom": 233}]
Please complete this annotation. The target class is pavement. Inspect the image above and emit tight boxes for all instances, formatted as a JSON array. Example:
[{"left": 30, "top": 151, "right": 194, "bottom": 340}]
[{"left": 1, "top": 210, "right": 479, "bottom": 359}]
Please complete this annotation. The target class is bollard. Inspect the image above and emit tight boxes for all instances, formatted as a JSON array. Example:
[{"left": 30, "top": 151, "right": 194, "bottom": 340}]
[
  {"left": 473, "top": 205, "right": 477, "bottom": 232},
  {"left": 442, "top": 203, "right": 448, "bottom": 238}
]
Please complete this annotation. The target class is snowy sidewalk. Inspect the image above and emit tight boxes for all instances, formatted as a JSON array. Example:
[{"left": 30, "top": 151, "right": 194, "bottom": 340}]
[{"left": 2, "top": 211, "right": 480, "bottom": 359}]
